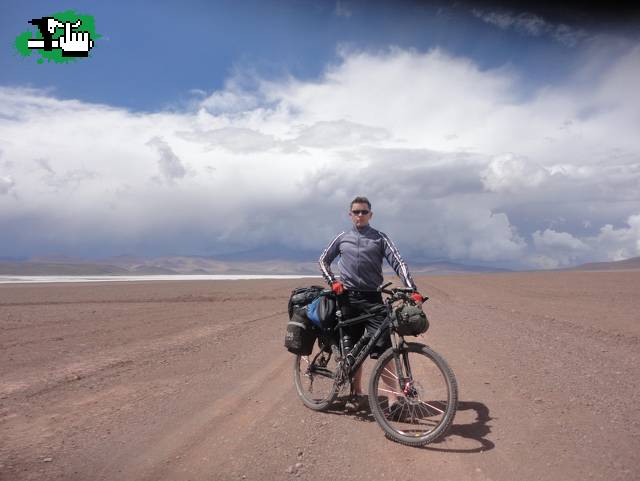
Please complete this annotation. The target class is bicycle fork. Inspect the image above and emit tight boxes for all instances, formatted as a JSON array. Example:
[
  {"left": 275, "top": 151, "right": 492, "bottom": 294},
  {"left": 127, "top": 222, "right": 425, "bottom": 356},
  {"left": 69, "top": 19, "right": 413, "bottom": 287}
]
[{"left": 390, "top": 332, "right": 416, "bottom": 397}]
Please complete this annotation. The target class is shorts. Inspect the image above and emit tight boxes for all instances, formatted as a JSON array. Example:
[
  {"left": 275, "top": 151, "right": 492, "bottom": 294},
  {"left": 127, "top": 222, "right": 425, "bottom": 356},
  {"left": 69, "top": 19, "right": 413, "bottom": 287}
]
[{"left": 341, "top": 291, "right": 391, "bottom": 359}]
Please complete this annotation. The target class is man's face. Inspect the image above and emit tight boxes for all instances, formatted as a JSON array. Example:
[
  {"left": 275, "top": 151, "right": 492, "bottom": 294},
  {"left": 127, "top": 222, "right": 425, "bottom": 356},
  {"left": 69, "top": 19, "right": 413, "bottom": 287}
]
[{"left": 349, "top": 202, "right": 372, "bottom": 228}]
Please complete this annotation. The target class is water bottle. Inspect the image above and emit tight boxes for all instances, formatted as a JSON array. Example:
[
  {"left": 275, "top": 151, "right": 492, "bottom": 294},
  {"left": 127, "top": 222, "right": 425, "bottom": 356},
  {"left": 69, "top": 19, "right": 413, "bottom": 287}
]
[{"left": 342, "top": 335, "right": 353, "bottom": 354}]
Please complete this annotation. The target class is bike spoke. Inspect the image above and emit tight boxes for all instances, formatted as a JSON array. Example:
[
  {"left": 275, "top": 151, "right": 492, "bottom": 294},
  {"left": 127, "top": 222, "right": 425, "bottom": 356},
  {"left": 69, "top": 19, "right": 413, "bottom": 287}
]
[
  {"left": 376, "top": 387, "right": 403, "bottom": 396},
  {"left": 369, "top": 344, "right": 457, "bottom": 445},
  {"left": 294, "top": 341, "right": 340, "bottom": 410},
  {"left": 382, "top": 366, "right": 399, "bottom": 379},
  {"left": 417, "top": 400, "right": 445, "bottom": 415}
]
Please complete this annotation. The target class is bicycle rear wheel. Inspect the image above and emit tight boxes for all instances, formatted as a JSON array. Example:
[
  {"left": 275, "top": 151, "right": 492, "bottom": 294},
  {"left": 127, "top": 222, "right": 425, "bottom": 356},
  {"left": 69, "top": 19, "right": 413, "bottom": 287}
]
[
  {"left": 293, "top": 339, "right": 340, "bottom": 411},
  {"left": 368, "top": 342, "right": 457, "bottom": 446}
]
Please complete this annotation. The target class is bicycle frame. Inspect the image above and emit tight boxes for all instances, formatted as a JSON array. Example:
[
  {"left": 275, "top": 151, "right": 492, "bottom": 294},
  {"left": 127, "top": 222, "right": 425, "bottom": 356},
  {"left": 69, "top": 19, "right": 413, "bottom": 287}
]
[{"left": 332, "top": 295, "right": 410, "bottom": 391}]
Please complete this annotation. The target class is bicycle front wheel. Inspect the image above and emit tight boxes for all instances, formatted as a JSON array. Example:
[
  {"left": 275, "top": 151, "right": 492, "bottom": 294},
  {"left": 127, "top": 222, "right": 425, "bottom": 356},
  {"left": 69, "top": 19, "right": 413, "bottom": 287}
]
[
  {"left": 293, "top": 339, "right": 340, "bottom": 411},
  {"left": 368, "top": 342, "right": 458, "bottom": 446}
]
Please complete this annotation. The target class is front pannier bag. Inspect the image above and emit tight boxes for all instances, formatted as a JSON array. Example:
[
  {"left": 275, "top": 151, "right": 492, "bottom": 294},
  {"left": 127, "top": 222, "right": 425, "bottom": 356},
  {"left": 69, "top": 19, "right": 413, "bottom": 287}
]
[
  {"left": 395, "top": 304, "right": 429, "bottom": 336},
  {"left": 285, "top": 307, "right": 317, "bottom": 355}
]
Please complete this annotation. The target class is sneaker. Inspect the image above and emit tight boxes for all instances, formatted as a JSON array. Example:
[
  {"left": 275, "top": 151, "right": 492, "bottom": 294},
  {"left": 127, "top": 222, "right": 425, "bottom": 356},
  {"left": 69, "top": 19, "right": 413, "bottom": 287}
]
[{"left": 344, "top": 394, "right": 367, "bottom": 413}]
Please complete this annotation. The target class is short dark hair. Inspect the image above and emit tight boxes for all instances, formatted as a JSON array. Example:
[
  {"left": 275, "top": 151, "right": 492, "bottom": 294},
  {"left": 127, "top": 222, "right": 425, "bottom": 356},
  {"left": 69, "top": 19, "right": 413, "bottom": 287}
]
[{"left": 350, "top": 196, "right": 371, "bottom": 210}]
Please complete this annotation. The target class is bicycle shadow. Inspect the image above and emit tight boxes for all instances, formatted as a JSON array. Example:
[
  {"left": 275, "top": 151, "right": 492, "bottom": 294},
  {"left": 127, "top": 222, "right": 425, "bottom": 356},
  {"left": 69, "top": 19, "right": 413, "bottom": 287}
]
[
  {"left": 422, "top": 400, "right": 494, "bottom": 453},
  {"left": 326, "top": 399, "right": 494, "bottom": 453}
]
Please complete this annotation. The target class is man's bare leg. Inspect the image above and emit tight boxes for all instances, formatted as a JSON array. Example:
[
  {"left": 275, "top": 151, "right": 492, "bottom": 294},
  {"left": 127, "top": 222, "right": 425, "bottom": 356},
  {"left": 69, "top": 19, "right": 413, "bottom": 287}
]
[
  {"left": 352, "top": 365, "right": 364, "bottom": 394},
  {"left": 344, "top": 365, "right": 365, "bottom": 412},
  {"left": 349, "top": 360, "right": 399, "bottom": 406},
  {"left": 380, "top": 359, "right": 401, "bottom": 403}
]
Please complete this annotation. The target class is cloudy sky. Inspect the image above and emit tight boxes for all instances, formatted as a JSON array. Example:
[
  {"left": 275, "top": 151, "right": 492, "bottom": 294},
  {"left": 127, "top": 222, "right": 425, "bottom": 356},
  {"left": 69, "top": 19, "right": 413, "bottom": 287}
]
[{"left": 1, "top": 0, "right": 639, "bottom": 269}]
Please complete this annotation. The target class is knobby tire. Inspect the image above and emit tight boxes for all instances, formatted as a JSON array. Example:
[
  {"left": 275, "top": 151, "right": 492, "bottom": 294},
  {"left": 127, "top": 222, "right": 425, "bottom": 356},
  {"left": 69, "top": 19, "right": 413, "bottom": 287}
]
[
  {"left": 368, "top": 342, "right": 458, "bottom": 446},
  {"left": 293, "top": 341, "right": 340, "bottom": 411}
]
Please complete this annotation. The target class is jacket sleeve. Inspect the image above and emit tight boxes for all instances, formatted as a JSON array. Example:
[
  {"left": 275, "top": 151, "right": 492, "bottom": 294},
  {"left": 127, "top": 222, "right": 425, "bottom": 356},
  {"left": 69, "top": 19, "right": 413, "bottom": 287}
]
[
  {"left": 380, "top": 233, "right": 417, "bottom": 290},
  {"left": 318, "top": 232, "right": 344, "bottom": 285}
]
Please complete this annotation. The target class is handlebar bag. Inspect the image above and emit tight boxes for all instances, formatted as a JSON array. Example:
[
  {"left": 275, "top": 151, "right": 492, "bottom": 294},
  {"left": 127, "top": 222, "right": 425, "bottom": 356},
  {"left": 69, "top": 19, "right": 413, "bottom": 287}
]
[{"left": 395, "top": 304, "right": 429, "bottom": 336}]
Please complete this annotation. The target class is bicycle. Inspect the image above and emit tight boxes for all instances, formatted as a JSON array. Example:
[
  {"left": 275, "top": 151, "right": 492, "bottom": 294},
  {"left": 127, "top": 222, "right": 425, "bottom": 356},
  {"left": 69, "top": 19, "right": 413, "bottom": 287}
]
[{"left": 293, "top": 282, "right": 458, "bottom": 446}]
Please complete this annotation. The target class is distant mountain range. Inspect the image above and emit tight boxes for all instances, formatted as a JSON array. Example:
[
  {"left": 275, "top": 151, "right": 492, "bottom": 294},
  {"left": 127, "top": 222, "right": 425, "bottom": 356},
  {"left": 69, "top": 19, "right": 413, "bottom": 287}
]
[
  {"left": 566, "top": 256, "right": 640, "bottom": 271},
  {"left": 0, "top": 256, "right": 316, "bottom": 276},
  {"left": 0, "top": 255, "right": 509, "bottom": 276},
  {"left": 2, "top": 255, "right": 637, "bottom": 276}
]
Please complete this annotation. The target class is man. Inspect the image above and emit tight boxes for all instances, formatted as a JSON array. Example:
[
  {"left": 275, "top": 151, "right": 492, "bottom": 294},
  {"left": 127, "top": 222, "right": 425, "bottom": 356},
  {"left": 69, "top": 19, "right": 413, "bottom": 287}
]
[{"left": 318, "top": 196, "right": 424, "bottom": 411}]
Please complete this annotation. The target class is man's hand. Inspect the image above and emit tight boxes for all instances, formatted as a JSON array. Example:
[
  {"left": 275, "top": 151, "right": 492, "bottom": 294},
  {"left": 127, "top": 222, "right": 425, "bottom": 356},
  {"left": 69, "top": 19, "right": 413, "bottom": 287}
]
[
  {"left": 411, "top": 292, "right": 424, "bottom": 304},
  {"left": 332, "top": 281, "right": 345, "bottom": 295}
]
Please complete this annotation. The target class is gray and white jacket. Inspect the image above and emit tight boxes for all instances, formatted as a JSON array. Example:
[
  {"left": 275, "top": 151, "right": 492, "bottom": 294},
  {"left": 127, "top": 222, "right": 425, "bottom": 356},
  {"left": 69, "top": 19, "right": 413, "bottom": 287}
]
[{"left": 318, "top": 225, "right": 417, "bottom": 291}]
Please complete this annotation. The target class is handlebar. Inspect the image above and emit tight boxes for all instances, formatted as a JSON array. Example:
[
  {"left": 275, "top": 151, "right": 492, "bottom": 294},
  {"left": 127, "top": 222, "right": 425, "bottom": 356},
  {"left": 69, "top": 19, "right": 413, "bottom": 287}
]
[
  {"left": 324, "top": 282, "right": 428, "bottom": 303},
  {"left": 377, "top": 281, "right": 424, "bottom": 299}
]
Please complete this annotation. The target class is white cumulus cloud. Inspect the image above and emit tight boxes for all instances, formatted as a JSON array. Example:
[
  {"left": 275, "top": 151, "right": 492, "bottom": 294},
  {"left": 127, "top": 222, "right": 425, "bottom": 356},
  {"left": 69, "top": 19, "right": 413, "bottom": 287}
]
[
  {"left": 590, "top": 215, "right": 640, "bottom": 261},
  {"left": 1, "top": 42, "right": 639, "bottom": 268},
  {"left": 481, "top": 153, "right": 549, "bottom": 193}
]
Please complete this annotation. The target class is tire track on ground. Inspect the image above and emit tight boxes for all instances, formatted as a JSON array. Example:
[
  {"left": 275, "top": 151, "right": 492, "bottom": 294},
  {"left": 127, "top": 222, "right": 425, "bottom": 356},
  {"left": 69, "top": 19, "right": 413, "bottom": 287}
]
[
  {"left": 114, "top": 352, "right": 293, "bottom": 481},
  {"left": 0, "top": 311, "right": 286, "bottom": 399},
  {"left": 0, "top": 294, "right": 282, "bottom": 308}
]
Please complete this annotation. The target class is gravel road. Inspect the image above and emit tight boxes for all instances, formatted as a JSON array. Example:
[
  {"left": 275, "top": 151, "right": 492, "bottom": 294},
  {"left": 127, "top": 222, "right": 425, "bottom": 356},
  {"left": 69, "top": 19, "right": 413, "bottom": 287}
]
[{"left": 1, "top": 271, "right": 638, "bottom": 481}]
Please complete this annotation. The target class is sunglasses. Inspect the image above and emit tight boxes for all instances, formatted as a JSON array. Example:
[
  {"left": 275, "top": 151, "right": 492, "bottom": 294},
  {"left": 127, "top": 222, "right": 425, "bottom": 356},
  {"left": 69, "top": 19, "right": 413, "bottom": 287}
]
[{"left": 351, "top": 210, "right": 370, "bottom": 216}]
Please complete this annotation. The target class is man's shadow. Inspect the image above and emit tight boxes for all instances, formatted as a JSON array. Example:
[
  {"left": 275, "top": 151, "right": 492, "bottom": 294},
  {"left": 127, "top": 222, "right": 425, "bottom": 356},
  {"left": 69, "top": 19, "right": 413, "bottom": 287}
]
[{"left": 327, "top": 398, "right": 494, "bottom": 453}]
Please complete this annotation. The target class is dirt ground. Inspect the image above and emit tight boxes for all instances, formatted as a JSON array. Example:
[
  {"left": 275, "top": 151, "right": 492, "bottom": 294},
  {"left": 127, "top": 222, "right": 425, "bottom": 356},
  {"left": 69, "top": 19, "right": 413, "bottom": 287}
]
[{"left": 1, "top": 271, "right": 639, "bottom": 481}]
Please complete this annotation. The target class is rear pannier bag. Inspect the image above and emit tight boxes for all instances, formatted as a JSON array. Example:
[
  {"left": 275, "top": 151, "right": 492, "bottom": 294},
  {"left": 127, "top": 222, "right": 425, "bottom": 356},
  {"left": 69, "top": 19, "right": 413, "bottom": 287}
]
[
  {"left": 306, "top": 295, "right": 337, "bottom": 330},
  {"left": 285, "top": 307, "right": 317, "bottom": 355},
  {"left": 288, "top": 285, "right": 324, "bottom": 319}
]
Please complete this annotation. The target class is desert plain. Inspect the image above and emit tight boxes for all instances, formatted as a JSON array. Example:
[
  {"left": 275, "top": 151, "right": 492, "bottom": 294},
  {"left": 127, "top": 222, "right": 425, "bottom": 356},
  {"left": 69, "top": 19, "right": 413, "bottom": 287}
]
[{"left": 1, "top": 270, "right": 639, "bottom": 481}]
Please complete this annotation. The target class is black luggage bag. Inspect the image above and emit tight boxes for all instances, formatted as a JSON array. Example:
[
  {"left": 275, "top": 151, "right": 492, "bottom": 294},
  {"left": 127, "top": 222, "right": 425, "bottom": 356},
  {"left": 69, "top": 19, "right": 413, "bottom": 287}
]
[{"left": 285, "top": 306, "right": 317, "bottom": 355}]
